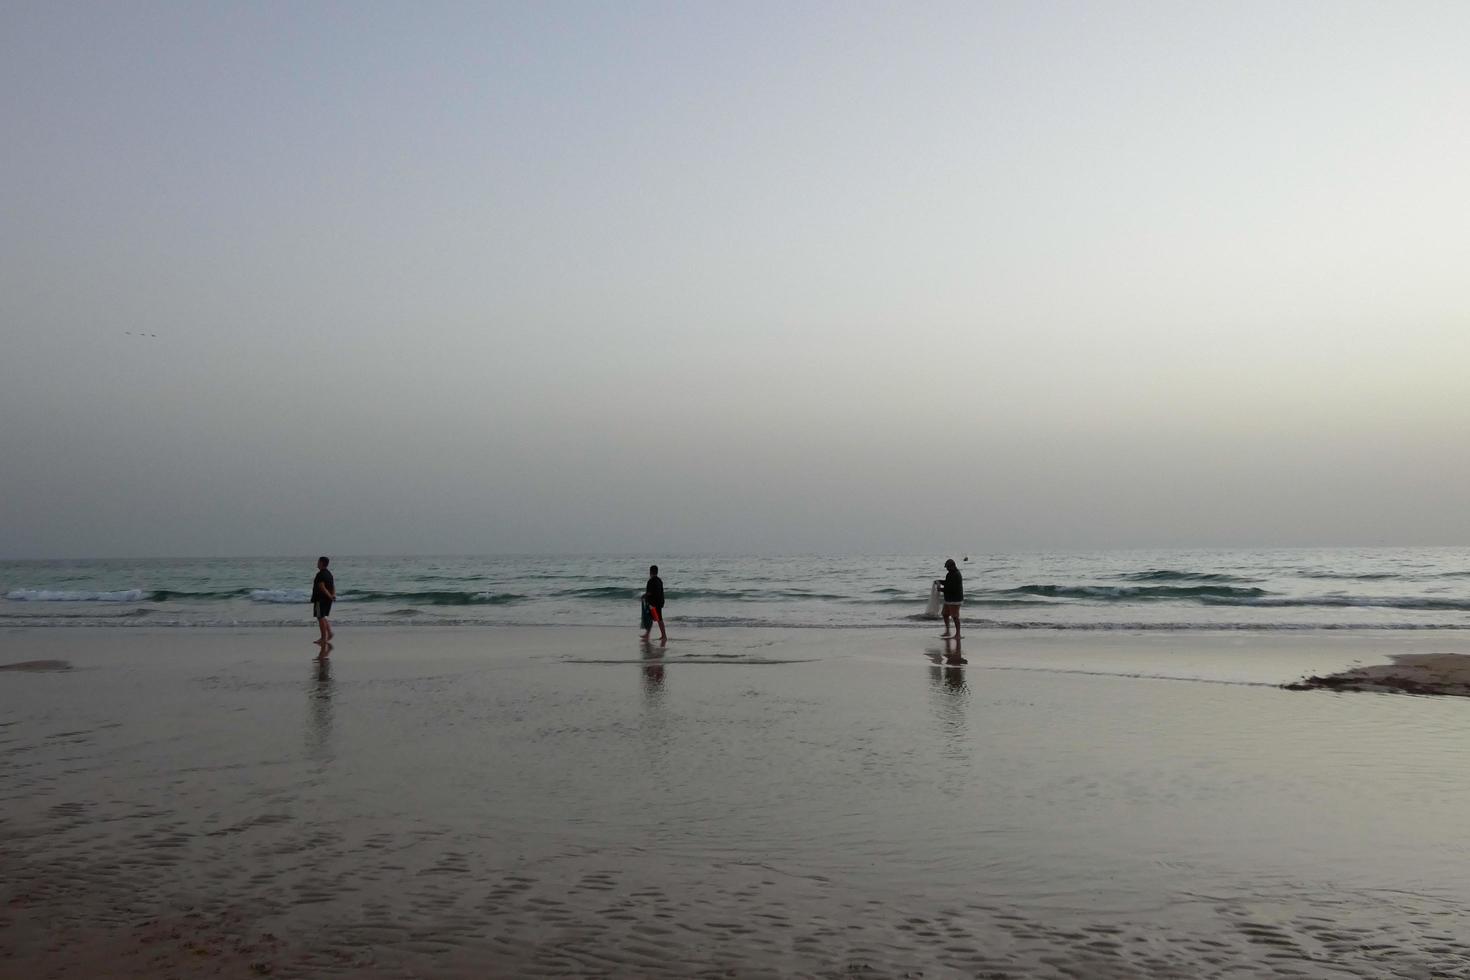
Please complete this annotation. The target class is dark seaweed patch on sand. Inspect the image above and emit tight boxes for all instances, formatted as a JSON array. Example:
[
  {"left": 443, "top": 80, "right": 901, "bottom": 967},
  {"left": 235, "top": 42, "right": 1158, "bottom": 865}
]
[
  {"left": 0, "top": 659, "right": 72, "bottom": 672},
  {"left": 1284, "top": 653, "right": 1470, "bottom": 697}
]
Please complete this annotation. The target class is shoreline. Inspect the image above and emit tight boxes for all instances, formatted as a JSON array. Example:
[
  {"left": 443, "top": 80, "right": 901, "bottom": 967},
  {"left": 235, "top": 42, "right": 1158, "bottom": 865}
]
[{"left": 4, "top": 621, "right": 1467, "bottom": 685}]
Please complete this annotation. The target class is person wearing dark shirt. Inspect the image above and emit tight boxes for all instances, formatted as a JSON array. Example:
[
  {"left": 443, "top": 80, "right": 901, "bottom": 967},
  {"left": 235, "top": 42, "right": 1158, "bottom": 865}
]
[
  {"left": 937, "top": 558, "right": 963, "bottom": 639},
  {"left": 641, "top": 564, "right": 667, "bottom": 642},
  {"left": 311, "top": 556, "right": 336, "bottom": 648}
]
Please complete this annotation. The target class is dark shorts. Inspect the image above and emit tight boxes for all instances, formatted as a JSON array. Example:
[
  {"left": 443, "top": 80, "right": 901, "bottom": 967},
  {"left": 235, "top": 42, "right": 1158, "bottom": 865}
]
[{"left": 313, "top": 599, "right": 333, "bottom": 619}]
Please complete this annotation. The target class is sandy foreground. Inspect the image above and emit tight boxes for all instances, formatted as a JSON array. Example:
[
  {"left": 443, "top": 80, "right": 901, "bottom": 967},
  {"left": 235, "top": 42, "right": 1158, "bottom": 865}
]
[{"left": 3, "top": 625, "right": 1470, "bottom": 979}]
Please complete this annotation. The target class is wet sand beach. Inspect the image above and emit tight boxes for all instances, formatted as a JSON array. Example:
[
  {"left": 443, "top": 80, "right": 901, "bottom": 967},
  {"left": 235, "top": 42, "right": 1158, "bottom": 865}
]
[{"left": 3, "top": 626, "right": 1470, "bottom": 979}]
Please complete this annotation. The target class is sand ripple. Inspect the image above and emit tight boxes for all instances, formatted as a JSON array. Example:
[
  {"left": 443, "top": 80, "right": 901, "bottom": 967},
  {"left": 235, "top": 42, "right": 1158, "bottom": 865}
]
[{"left": 4, "top": 796, "right": 1469, "bottom": 980}]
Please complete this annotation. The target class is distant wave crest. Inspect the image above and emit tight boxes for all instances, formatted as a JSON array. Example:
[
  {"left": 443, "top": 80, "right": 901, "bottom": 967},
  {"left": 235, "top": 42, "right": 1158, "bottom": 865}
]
[
  {"left": 1114, "top": 569, "right": 1257, "bottom": 584},
  {"left": 1299, "top": 572, "right": 1401, "bottom": 581},
  {"left": 553, "top": 586, "right": 638, "bottom": 601},
  {"left": 344, "top": 590, "right": 525, "bottom": 606},
  {"left": 1001, "top": 584, "right": 1271, "bottom": 601},
  {"left": 1201, "top": 594, "right": 1470, "bottom": 611}
]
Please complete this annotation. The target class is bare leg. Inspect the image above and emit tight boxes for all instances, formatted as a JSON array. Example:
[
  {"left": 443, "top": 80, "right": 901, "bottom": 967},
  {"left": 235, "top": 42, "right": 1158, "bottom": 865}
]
[
  {"left": 940, "top": 608, "right": 952, "bottom": 637},
  {"left": 952, "top": 606, "right": 960, "bottom": 639},
  {"left": 657, "top": 610, "right": 667, "bottom": 642}
]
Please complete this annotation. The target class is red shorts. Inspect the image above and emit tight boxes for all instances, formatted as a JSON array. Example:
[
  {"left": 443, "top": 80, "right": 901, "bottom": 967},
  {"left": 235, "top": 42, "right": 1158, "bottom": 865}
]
[{"left": 649, "top": 606, "right": 663, "bottom": 622}]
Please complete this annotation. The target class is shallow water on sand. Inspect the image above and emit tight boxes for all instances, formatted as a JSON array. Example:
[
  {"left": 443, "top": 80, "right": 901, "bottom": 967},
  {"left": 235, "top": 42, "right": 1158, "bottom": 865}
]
[{"left": 3, "top": 627, "right": 1470, "bottom": 978}]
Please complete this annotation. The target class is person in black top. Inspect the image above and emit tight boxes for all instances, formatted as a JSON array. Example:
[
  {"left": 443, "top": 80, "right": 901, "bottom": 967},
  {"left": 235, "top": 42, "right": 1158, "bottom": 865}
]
[
  {"left": 641, "top": 564, "right": 667, "bottom": 642},
  {"left": 937, "top": 558, "right": 963, "bottom": 639},
  {"left": 312, "top": 556, "right": 336, "bottom": 648}
]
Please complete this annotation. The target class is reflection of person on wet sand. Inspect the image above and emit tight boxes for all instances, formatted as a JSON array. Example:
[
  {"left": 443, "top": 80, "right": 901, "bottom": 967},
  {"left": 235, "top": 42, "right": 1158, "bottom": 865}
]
[
  {"left": 307, "top": 653, "right": 333, "bottom": 755},
  {"left": 925, "top": 638, "right": 967, "bottom": 690},
  {"left": 925, "top": 637, "right": 966, "bottom": 664},
  {"left": 925, "top": 643, "right": 968, "bottom": 700},
  {"left": 640, "top": 636, "right": 665, "bottom": 692}
]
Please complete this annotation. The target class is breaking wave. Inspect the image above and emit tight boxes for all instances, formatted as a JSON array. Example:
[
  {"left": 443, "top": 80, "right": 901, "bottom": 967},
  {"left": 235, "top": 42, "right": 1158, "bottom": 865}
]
[
  {"left": 551, "top": 586, "right": 849, "bottom": 602},
  {"left": 5, "top": 588, "right": 147, "bottom": 602},
  {"left": 248, "top": 588, "right": 527, "bottom": 605},
  {"left": 249, "top": 588, "right": 310, "bottom": 603}
]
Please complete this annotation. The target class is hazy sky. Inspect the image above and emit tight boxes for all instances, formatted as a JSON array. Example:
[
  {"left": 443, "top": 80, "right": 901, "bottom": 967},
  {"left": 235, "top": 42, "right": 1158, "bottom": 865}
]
[{"left": 2, "top": 1, "right": 1467, "bottom": 558}]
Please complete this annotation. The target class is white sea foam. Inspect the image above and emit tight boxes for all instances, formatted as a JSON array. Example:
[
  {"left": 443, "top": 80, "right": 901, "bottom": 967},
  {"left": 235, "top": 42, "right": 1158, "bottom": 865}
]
[
  {"left": 249, "top": 588, "right": 311, "bottom": 603},
  {"left": 249, "top": 588, "right": 355, "bottom": 603},
  {"left": 5, "top": 588, "right": 146, "bottom": 602}
]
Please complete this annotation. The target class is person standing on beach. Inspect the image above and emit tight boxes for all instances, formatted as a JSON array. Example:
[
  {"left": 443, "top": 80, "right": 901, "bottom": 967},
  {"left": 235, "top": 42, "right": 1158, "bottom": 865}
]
[
  {"left": 312, "top": 556, "right": 336, "bottom": 647},
  {"left": 938, "top": 558, "right": 963, "bottom": 639},
  {"left": 641, "top": 564, "right": 667, "bottom": 642}
]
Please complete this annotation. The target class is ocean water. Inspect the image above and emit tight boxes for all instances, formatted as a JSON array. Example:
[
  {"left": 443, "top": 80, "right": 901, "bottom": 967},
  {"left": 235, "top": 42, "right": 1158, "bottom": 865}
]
[{"left": 3, "top": 548, "right": 1469, "bottom": 631}]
